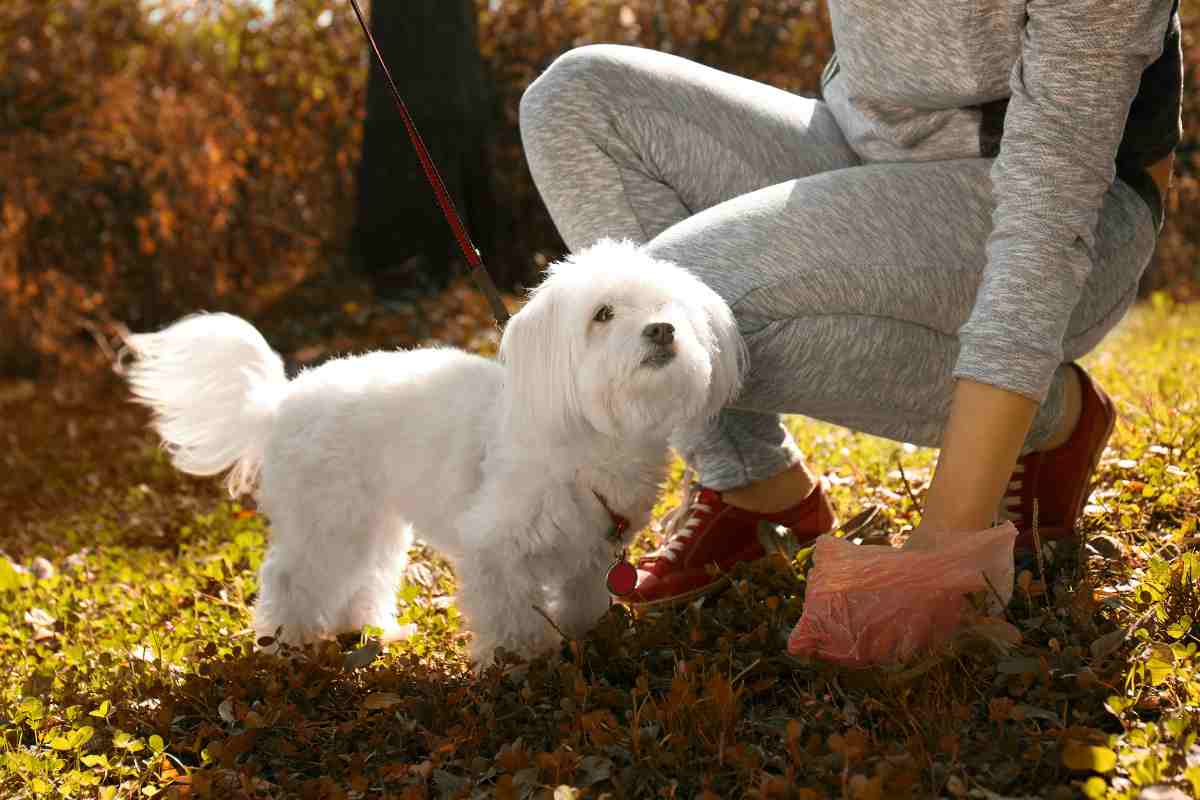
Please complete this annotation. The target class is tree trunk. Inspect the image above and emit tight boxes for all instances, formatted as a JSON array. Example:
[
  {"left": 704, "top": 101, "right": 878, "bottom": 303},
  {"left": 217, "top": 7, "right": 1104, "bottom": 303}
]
[{"left": 351, "top": 0, "right": 503, "bottom": 301}]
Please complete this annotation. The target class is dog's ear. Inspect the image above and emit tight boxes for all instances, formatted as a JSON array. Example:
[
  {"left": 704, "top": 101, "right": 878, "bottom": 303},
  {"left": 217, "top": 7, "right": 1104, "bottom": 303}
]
[
  {"left": 498, "top": 283, "right": 585, "bottom": 438},
  {"left": 693, "top": 278, "right": 747, "bottom": 421}
]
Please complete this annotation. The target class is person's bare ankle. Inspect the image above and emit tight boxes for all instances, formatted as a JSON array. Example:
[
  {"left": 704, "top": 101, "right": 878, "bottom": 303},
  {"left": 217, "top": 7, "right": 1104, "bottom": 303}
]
[
  {"left": 721, "top": 463, "right": 816, "bottom": 514},
  {"left": 1034, "top": 366, "right": 1083, "bottom": 452}
]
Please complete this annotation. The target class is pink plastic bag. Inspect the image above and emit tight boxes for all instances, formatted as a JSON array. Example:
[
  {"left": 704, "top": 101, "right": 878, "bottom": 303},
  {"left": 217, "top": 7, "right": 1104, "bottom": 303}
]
[{"left": 787, "top": 522, "right": 1019, "bottom": 668}]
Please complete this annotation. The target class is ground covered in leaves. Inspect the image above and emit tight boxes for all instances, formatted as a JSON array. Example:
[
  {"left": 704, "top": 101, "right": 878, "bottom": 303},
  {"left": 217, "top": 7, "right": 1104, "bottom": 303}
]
[{"left": 2, "top": 288, "right": 1198, "bottom": 799}]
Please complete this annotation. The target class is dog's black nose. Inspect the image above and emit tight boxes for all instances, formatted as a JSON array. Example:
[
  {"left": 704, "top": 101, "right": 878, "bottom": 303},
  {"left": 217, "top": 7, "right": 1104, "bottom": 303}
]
[{"left": 642, "top": 322, "right": 675, "bottom": 345}]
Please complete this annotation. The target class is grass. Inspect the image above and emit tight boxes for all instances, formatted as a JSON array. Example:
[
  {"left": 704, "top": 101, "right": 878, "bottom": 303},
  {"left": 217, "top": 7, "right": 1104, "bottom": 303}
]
[{"left": 1, "top": 290, "right": 1198, "bottom": 799}]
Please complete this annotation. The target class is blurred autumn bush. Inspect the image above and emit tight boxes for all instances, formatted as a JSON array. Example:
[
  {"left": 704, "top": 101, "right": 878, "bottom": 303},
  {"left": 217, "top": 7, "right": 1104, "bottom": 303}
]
[{"left": 1, "top": 0, "right": 1197, "bottom": 376}]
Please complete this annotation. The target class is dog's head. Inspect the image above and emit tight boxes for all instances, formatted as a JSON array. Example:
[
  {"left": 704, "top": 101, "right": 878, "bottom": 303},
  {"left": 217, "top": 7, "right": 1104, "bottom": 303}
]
[{"left": 499, "top": 239, "right": 745, "bottom": 440}]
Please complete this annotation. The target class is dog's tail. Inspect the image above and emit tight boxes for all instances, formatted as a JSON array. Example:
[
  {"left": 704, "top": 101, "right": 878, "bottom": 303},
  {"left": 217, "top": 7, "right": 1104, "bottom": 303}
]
[{"left": 122, "top": 313, "right": 288, "bottom": 497}]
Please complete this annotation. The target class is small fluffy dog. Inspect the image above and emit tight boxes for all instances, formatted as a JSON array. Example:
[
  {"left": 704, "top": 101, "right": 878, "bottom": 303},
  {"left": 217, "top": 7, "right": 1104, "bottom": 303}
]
[{"left": 124, "top": 239, "right": 744, "bottom": 664}]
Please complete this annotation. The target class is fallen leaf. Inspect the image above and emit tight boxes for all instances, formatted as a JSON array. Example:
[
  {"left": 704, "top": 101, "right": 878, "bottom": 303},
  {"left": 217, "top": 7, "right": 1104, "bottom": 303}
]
[
  {"left": 1087, "top": 535, "right": 1124, "bottom": 559},
  {"left": 24, "top": 607, "right": 55, "bottom": 627},
  {"left": 1012, "top": 704, "right": 1062, "bottom": 726},
  {"left": 996, "top": 657, "right": 1041, "bottom": 675},
  {"left": 343, "top": 641, "right": 382, "bottom": 671},
  {"left": 130, "top": 645, "right": 158, "bottom": 662},
  {"left": 1091, "top": 628, "right": 1131, "bottom": 660},
  {"left": 362, "top": 692, "right": 404, "bottom": 710},
  {"left": 0, "top": 560, "right": 21, "bottom": 591},
  {"left": 405, "top": 562, "right": 435, "bottom": 588},
  {"left": 1061, "top": 741, "right": 1117, "bottom": 774},
  {"left": 432, "top": 769, "right": 468, "bottom": 796},
  {"left": 293, "top": 345, "right": 326, "bottom": 363},
  {"left": 1136, "top": 785, "right": 1190, "bottom": 800}
]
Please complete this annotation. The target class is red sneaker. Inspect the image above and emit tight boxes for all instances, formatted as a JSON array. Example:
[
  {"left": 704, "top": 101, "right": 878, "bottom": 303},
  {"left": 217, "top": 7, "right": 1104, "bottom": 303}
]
[
  {"left": 623, "top": 472, "right": 838, "bottom": 609},
  {"left": 1000, "top": 364, "right": 1116, "bottom": 555}
]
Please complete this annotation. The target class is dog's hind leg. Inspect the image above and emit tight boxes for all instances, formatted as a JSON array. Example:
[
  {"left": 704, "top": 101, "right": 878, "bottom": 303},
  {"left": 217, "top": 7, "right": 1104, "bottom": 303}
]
[
  {"left": 335, "top": 522, "right": 415, "bottom": 642},
  {"left": 252, "top": 507, "right": 409, "bottom": 646},
  {"left": 253, "top": 541, "right": 340, "bottom": 645}
]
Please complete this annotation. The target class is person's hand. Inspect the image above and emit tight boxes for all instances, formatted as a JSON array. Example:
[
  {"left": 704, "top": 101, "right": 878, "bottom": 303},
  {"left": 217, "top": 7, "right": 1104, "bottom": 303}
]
[
  {"left": 786, "top": 378, "right": 1040, "bottom": 667},
  {"left": 786, "top": 522, "right": 1019, "bottom": 668}
]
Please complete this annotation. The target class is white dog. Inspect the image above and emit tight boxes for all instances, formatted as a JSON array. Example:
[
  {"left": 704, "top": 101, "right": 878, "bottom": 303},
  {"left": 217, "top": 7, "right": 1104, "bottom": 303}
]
[{"left": 123, "top": 239, "right": 744, "bottom": 664}]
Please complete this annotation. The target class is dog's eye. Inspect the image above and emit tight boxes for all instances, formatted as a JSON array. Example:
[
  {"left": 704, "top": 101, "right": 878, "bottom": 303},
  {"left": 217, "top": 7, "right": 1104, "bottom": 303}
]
[{"left": 592, "top": 304, "right": 614, "bottom": 323}]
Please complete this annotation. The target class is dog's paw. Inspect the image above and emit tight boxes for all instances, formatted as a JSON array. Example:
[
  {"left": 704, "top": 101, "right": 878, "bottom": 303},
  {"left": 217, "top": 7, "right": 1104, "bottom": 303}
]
[{"left": 466, "top": 634, "right": 504, "bottom": 672}]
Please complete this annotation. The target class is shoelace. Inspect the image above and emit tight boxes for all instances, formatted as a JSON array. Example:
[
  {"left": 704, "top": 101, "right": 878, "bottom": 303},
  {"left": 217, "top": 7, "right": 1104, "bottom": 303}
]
[
  {"left": 998, "top": 462, "right": 1026, "bottom": 525},
  {"left": 647, "top": 470, "right": 713, "bottom": 563}
]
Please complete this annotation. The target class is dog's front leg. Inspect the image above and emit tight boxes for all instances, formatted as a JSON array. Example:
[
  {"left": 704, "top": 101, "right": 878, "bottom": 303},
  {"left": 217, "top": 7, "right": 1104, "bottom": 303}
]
[
  {"left": 455, "top": 555, "right": 561, "bottom": 669},
  {"left": 541, "top": 549, "right": 614, "bottom": 641}
]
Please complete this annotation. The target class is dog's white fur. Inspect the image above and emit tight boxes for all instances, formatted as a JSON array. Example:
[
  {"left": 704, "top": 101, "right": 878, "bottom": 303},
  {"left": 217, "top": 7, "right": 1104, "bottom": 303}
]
[{"left": 124, "top": 239, "right": 744, "bottom": 664}]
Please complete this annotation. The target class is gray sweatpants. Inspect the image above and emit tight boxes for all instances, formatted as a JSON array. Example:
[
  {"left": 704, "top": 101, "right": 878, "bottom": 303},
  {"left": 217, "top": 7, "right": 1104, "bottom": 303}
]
[{"left": 519, "top": 45, "right": 1158, "bottom": 491}]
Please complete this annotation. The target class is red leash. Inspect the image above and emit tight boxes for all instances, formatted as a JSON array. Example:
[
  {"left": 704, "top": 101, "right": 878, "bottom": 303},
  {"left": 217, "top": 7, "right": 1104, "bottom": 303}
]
[{"left": 347, "top": 0, "right": 511, "bottom": 327}]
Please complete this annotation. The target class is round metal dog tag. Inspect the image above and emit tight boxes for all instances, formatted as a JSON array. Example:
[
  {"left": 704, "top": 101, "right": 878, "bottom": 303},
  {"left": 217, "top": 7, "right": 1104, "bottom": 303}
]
[{"left": 606, "top": 554, "right": 637, "bottom": 597}]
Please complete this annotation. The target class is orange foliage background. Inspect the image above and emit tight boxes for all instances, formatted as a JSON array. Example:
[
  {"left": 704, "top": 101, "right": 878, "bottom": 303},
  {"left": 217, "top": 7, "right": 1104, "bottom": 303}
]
[{"left": 1, "top": 0, "right": 1196, "bottom": 376}]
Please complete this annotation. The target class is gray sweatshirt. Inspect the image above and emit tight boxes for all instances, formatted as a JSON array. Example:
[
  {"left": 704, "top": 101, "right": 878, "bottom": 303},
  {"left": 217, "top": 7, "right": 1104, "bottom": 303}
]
[{"left": 820, "top": 0, "right": 1182, "bottom": 401}]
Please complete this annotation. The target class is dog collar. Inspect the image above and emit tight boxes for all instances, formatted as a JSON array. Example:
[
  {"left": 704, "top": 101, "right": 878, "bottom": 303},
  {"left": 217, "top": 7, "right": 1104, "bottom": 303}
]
[
  {"left": 592, "top": 490, "right": 630, "bottom": 544},
  {"left": 593, "top": 491, "right": 637, "bottom": 597}
]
